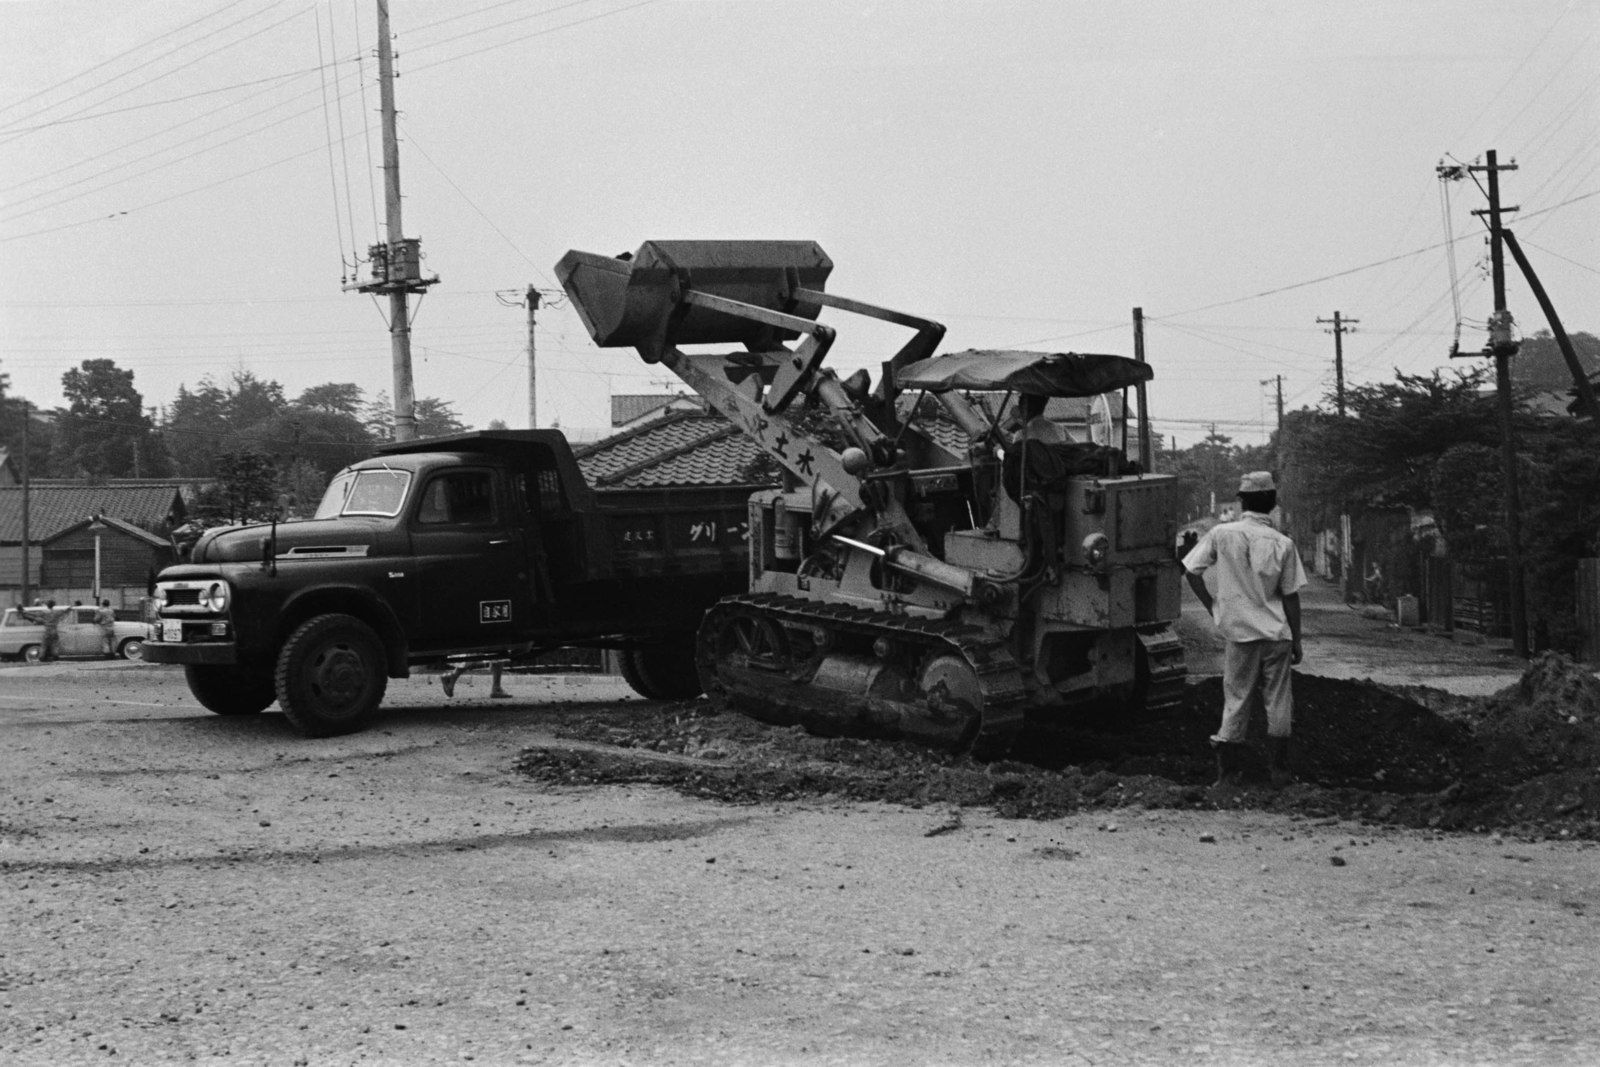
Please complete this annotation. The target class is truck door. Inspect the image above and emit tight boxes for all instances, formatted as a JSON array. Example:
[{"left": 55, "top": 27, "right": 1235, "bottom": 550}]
[{"left": 408, "top": 468, "right": 533, "bottom": 649}]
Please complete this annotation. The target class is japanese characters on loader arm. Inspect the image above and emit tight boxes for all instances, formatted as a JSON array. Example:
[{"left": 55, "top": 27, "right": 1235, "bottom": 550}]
[{"left": 557, "top": 240, "right": 1186, "bottom": 758}]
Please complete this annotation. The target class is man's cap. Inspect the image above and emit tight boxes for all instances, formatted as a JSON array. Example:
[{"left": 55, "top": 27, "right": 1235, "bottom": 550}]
[{"left": 1238, "top": 471, "right": 1276, "bottom": 494}]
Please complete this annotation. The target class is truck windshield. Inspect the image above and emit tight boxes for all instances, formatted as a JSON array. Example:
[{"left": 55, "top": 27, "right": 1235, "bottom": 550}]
[{"left": 313, "top": 469, "right": 411, "bottom": 519}]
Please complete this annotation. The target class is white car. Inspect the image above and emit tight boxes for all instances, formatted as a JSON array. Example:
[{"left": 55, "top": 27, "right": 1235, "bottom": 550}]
[{"left": 0, "top": 606, "right": 153, "bottom": 662}]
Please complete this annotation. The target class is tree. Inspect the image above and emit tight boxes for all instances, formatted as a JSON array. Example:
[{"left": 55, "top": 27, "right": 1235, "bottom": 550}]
[
  {"left": 0, "top": 369, "right": 54, "bottom": 479},
  {"left": 1511, "top": 330, "right": 1600, "bottom": 395},
  {"left": 55, "top": 359, "right": 168, "bottom": 478},
  {"left": 362, "top": 391, "right": 470, "bottom": 440},
  {"left": 1277, "top": 368, "right": 1497, "bottom": 522},
  {"left": 224, "top": 370, "right": 286, "bottom": 429},
  {"left": 1276, "top": 362, "right": 1600, "bottom": 655},
  {"left": 295, "top": 382, "right": 365, "bottom": 416},
  {"left": 192, "top": 449, "right": 279, "bottom": 525},
  {"left": 165, "top": 379, "right": 230, "bottom": 477},
  {"left": 164, "top": 372, "right": 289, "bottom": 478},
  {"left": 240, "top": 408, "right": 371, "bottom": 482}
]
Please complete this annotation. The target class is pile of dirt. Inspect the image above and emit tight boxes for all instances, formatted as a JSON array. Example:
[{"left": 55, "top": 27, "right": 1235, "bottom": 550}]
[{"left": 516, "top": 654, "right": 1600, "bottom": 839}]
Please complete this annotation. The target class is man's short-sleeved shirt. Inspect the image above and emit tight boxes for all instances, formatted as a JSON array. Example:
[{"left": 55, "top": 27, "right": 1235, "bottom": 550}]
[{"left": 1182, "top": 512, "right": 1307, "bottom": 642}]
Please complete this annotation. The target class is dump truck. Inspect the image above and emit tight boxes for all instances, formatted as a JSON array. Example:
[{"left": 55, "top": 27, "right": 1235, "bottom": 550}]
[
  {"left": 556, "top": 240, "right": 1185, "bottom": 758},
  {"left": 142, "top": 431, "right": 756, "bottom": 735}
]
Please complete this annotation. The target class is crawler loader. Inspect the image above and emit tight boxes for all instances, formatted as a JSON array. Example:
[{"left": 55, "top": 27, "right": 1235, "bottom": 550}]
[{"left": 557, "top": 240, "right": 1185, "bottom": 757}]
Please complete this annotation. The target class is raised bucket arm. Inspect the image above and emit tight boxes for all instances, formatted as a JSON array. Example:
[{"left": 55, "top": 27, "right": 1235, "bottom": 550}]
[{"left": 556, "top": 240, "right": 946, "bottom": 516}]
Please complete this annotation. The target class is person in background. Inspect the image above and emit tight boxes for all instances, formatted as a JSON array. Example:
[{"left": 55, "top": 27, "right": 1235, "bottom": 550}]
[
  {"left": 23, "top": 600, "right": 68, "bottom": 662},
  {"left": 1182, "top": 471, "right": 1307, "bottom": 788},
  {"left": 440, "top": 662, "right": 510, "bottom": 700},
  {"left": 96, "top": 599, "right": 118, "bottom": 658}
]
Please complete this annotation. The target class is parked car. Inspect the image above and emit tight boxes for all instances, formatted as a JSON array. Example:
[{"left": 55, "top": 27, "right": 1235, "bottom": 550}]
[{"left": 0, "top": 606, "right": 152, "bottom": 662}]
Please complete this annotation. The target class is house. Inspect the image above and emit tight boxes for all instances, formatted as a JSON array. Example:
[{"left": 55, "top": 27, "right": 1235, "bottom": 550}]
[
  {"left": 609, "top": 393, "right": 707, "bottom": 433},
  {"left": 0, "top": 481, "right": 187, "bottom": 605},
  {"left": 0, "top": 449, "right": 18, "bottom": 486}
]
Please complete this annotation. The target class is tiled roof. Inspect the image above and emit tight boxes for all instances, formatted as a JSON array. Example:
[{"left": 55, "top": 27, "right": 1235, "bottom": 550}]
[
  {"left": 609, "top": 393, "right": 705, "bottom": 427},
  {"left": 0, "top": 483, "right": 186, "bottom": 543},
  {"left": 50, "top": 514, "right": 172, "bottom": 548},
  {"left": 577, "top": 412, "right": 774, "bottom": 489}
]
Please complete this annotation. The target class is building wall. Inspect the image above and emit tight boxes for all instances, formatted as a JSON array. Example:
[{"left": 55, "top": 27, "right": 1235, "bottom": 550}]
[{"left": 38, "top": 528, "right": 172, "bottom": 591}]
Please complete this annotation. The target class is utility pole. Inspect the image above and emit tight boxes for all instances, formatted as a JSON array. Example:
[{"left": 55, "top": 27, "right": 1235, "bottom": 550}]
[
  {"left": 1261, "top": 375, "right": 1284, "bottom": 431},
  {"left": 1317, "top": 311, "right": 1358, "bottom": 416},
  {"left": 526, "top": 286, "right": 541, "bottom": 429},
  {"left": 347, "top": 0, "right": 438, "bottom": 442},
  {"left": 19, "top": 401, "right": 29, "bottom": 606},
  {"left": 1439, "top": 150, "right": 1527, "bottom": 656},
  {"left": 1131, "top": 307, "right": 1152, "bottom": 469}
]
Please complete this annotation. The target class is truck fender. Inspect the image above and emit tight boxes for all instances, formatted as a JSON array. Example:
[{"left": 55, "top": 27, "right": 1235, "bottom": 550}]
[{"left": 273, "top": 585, "right": 411, "bottom": 678}]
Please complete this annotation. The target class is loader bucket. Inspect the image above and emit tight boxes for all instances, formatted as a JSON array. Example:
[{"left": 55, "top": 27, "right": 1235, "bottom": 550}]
[{"left": 555, "top": 240, "right": 833, "bottom": 350}]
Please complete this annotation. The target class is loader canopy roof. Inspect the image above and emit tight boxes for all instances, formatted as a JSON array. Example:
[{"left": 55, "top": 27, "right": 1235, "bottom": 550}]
[{"left": 896, "top": 349, "right": 1152, "bottom": 397}]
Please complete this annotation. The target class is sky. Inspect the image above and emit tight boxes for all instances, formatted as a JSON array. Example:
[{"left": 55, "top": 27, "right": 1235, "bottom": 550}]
[{"left": 1, "top": 0, "right": 1596, "bottom": 449}]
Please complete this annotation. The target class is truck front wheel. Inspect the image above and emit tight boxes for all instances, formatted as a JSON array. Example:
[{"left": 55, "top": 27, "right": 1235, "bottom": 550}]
[
  {"left": 275, "top": 614, "right": 388, "bottom": 737},
  {"left": 185, "top": 664, "right": 276, "bottom": 715},
  {"left": 621, "top": 637, "right": 703, "bottom": 701}
]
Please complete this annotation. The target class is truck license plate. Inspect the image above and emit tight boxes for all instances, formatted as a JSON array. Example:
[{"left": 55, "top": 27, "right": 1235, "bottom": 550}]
[{"left": 161, "top": 621, "right": 183, "bottom": 643}]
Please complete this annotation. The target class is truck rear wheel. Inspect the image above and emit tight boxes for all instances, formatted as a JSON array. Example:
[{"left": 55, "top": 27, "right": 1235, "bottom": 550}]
[
  {"left": 621, "top": 638, "right": 702, "bottom": 701},
  {"left": 275, "top": 614, "right": 388, "bottom": 737},
  {"left": 185, "top": 664, "right": 277, "bottom": 716}
]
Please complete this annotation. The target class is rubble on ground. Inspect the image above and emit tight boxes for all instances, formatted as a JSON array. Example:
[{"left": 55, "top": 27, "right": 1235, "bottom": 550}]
[{"left": 516, "top": 653, "right": 1600, "bottom": 840}]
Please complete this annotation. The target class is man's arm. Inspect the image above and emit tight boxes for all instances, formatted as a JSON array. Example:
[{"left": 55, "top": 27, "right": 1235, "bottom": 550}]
[
  {"left": 1185, "top": 571, "right": 1214, "bottom": 616},
  {"left": 1283, "top": 591, "right": 1302, "bottom": 664}
]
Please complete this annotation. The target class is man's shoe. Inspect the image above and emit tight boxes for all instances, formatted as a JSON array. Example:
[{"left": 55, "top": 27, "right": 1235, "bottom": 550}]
[
  {"left": 1268, "top": 736, "right": 1293, "bottom": 789},
  {"left": 441, "top": 672, "right": 458, "bottom": 698},
  {"left": 1212, "top": 741, "right": 1244, "bottom": 787}
]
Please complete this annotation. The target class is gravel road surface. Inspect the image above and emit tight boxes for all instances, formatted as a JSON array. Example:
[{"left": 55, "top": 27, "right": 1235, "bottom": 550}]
[{"left": 3, "top": 588, "right": 1599, "bottom": 1066}]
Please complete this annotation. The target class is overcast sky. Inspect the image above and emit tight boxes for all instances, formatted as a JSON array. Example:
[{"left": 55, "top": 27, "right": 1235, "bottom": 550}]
[{"left": 2, "top": 0, "right": 1595, "bottom": 447}]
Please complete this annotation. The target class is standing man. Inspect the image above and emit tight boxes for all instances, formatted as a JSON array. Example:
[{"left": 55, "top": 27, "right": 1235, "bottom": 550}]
[
  {"left": 23, "top": 599, "right": 68, "bottom": 662},
  {"left": 96, "top": 599, "right": 118, "bottom": 658},
  {"left": 1182, "top": 472, "right": 1307, "bottom": 787}
]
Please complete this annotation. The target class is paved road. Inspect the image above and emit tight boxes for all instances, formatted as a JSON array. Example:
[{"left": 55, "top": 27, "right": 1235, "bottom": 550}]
[{"left": 2, "top": 652, "right": 1597, "bottom": 1065}]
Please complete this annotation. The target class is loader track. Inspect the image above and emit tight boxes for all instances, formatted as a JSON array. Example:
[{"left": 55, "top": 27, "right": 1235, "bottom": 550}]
[{"left": 697, "top": 593, "right": 1028, "bottom": 759}]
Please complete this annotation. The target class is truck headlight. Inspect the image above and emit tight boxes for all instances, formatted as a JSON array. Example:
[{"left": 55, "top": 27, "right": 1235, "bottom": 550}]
[
  {"left": 1081, "top": 532, "right": 1110, "bottom": 566},
  {"left": 203, "top": 582, "right": 230, "bottom": 613}
]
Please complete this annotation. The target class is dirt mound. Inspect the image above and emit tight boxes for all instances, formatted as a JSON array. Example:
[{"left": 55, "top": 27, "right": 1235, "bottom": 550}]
[{"left": 516, "top": 656, "right": 1600, "bottom": 840}]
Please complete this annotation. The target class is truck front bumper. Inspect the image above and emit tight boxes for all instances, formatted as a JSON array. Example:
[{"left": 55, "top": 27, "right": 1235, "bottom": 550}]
[{"left": 141, "top": 640, "right": 237, "bottom": 665}]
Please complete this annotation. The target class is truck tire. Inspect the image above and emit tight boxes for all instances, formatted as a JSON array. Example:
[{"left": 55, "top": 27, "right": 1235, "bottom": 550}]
[
  {"left": 185, "top": 664, "right": 277, "bottom": 716},
  {"left": 275, "top": 613, "right": 388, "bottom": 737},
  {"left": 621, "top": 638, "right": 703, "bottom": 701}
]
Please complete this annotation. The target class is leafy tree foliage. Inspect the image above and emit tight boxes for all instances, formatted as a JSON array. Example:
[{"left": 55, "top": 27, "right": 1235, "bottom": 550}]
[
  {"left": 1277, "top": 368, "right": 1498, "bottom": 524},
  {"left": 192, "top": 449, "right": 279, "bottom": 525},
  {"left": 1277, "top": 364, "right": 1600, "bottom": 655},
  {"left": 361, "top": 391, "right": 470, "bottom": 440},
  {"left": 0, "top": 369, "right": 55, "bottom": 478},
  {"left": 1155, "top": 430, "right": 1274, "bottom": 522},
  {"left": 55, "top": 359, "right": 168, "bottom": 478},
  {"left": 1511, "top": 330, "right": 1600, "bottom": 395},
  {"left": 294, "top": 382, "right": 364, "bottom": 416},
  {"left": 240, "top": 408, "right": 370, "bottom": 482}
]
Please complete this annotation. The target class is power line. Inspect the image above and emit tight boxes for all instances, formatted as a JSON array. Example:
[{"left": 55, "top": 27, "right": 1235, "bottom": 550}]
[
  {"left": 0, "top": 3, "right": 309, "bottom": 141},
  {"left": 0, "top": 0, "right": 259, "bottom": 122}
]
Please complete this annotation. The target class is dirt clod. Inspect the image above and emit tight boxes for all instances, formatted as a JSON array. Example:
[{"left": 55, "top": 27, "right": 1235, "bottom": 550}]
[{"left": 516, "top": 653, "right": 1600, "bottom": 838}]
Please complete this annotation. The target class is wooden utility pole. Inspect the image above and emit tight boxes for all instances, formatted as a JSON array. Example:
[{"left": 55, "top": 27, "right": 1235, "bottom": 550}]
[
  {"left": 348, "top": 0, "right": 437, "bottom": 442},
  {"left": 1438, "top": 149, "right": 1527, "bottom": 657},
  {"left": 19, "top": 401, "right": 29, "bottom": 606},
  {"left": 1483, "top": 150, "right": 1528, "bottom": 657},
  {"left": 526, "top": 286, "right": 541, "bottom": 428},
  {"left": 1131, "top": 307, "right": 1152, "bottom": 469},
  {"left": 1261, "top": 375, "right": 1284, "bottom": 431},
  {"left": 1317, "top": 311, "right": 1358, "bottom": 416}
]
